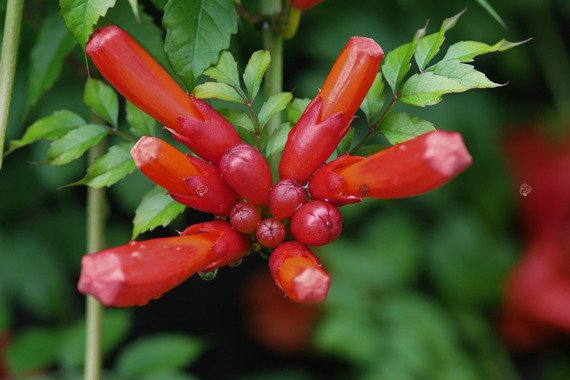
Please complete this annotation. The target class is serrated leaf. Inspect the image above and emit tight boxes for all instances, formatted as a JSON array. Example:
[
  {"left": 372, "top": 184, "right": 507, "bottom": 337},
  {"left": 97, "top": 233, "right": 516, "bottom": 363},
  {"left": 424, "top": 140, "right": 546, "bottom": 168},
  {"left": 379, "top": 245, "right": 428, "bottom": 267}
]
[
  {"left": 126, "top": 101, "right": 156, "bottom": 136},
  {"left": 258, "top": 92, "right": 292, "bottom": 129},
  {"left": 243, "top": 50, "right": 271, "bottom": 100},
  {"left": 204, "top": 50, "right": 241, "bottom": 89},
  {"left": 74, "top": 143, "right": 136, "bottom": 188},
  {"left": 382, "top": 25, "right": 427, "bottom": 93},
  {"left": 473, "top": 0, "right": 506, "bottom": 28},
  {"left": 59, "top": 0, "right": 117, "bottom": 48},
  {"left": 360, "top": 72, "right": 385, "bottom": 125},
  {"left": 7, "top": 328, "right": 62, "bottom": 374},
  {"left": 47, "top": 124, "right": 108, "bottom": 165},
  {"left": 380, "top": 112, "right": 436, "bottom": 144},
  {"left": 117, "top": 335, "right": 203, "bottom": 376},
  {"left": 83, "top": 79, "right": 119, "bottom": 127},
  {"left": 133, "top": 187, "right": 186, "bottom": 238},
  {"left": 286, "top": 98, "right": 311, "bottom": 124},
  {"left": 399, "top": 72, "right": 467, "bottom": 107},
  {"left": 163, "top": 0, "right": 238, "bottom": 89},
  {"left": 218, "top": 108, "right": 254, "bottom": 132},
  {"left": 443, "top": 39, "right": 530, "bottom": 62},
  {"left": 265, "top": 123, "right": 291, "bottom": 157},
  {"left": 194, "top": 82, "right": 245, "bottom": 104},
  {"left": 8, "top": 110, "right": 85, "bottom": 152},
  {"left": 414, "top": 10, "right": 464, "bottom": 71},
  {"left": 336, "top": 128, "right": 355, "bottom": 155},
  {"left": 28, "top": 12, "right": 77, "bottom": 108},
  {"left": 428, "top": 60, "right": 502, "bottom": 88}
]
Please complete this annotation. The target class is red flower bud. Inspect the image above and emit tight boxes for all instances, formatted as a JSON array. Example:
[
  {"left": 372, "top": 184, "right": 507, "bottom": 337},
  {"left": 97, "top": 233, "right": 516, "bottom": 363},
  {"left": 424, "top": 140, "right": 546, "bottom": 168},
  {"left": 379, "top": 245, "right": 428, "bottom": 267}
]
[
  {"left": 78, "top": 234, "right": 219, "bottom": 306},
  {"left": 269, "top": 242, "right": 330, "bottom": 303},
  {"left": 269, "top": 179, "right": 305, "bottom": 220},
  {"left": 291, "top": 0, "right": 325, "bottom": 10},
  {"left": 290, "top": 201, "right": 343, "bottom": 246},
  {"left": 131, "top": 137, "right": 239, "bottom": 215},
  {"left": 220, "top": 144, "right": 273, "bottom": 206},
  {"left": 279, "top": 37, "right": 383, "bottom": 184},
  {"left": 256, "top": 218, "right": 286, "bottom": 248},
  {"left": 174, "top": 99, "right": 242, "bottom": 165},
  {"left": 230, "top": 202, "right": 261, "bottom": 234},
  {"left": 86, "top": 25, "right": 241, "bottom": 165},
  {"left": 86, "top": 25, "right": 201, "bottom": 128},
  {"left": 180, "top": 220, "right": 250, "bottom": 271},
  {"left": 309, "top": 131, "right": 472, "bottom": 203}
]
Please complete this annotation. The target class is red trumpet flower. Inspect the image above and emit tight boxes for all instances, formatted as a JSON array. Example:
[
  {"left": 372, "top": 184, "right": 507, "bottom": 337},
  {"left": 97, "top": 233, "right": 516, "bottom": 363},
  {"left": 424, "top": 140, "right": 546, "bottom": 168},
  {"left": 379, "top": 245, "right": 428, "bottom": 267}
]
[
  {"left": 269, "top": 242, "right": 331, "bottom": 303},
  {"left": 291, "top": 0, "right": 325, "bottom": 10},
  {"left": 309, "top": 131, "right": 472, "bottom": 204},
  {"left": 86, "top": 25, "right": 241, "bottom": 165},
  {"left": 279, "top": 37, "right": 383, "bottom": 184},
  {"left": 131, "top": 136, "right": 239, "bottom": 216}
]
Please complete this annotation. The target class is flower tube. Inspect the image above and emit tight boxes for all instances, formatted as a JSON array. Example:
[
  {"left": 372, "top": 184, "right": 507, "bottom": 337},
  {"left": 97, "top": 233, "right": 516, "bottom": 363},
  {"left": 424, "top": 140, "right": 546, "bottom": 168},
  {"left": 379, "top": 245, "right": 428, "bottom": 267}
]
[
  {"left": 279, "top": 37, "right": 383, "bottom": 184},
  {"left": 309, "top": 131, "right": 472, "bottom": 204},
  {"left": 87, "top": 25, "right": 241, "bottom": 165},
  {"left": 269, "top": 242, "right": 331, "bottom": 303},
  {"left": 78, "top": 234, "right": 219, "bottom": 307},
  {"left": 131, "top": 136, "right": 239, "bottom": 215},
  {"left": 291, "top": 0, "right": 325, "bottom": 10}
]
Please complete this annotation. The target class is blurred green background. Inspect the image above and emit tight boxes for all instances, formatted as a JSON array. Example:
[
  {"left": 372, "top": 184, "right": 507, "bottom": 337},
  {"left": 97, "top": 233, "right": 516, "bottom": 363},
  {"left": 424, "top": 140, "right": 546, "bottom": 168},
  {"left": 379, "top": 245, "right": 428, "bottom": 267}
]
[{"left": 1, "top": 0, "right": 569, "bottom": 379}]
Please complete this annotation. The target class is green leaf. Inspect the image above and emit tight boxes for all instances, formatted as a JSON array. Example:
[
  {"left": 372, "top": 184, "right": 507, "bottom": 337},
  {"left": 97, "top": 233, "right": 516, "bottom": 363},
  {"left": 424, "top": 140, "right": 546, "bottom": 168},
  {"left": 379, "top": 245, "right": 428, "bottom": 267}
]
[
  {"left": 286, "top": 98, "right": 310, "bottom": 124},
  {"left": 414, "top": 10, "right": 465, "bottom": 71},
  {"left": 360, "top": 72, "right": 385, "bottom": 125},
  {"left": 204, "top": 50, "right": 241, "bottom": 89},
  {"left": 59, "top": 310, "right": 132, "bottom": 370},
  {"left": 8, "top": 110, "right": 85, "bottom": 152},
  {"left": 59, "top": 0, "right": 117, "bottom": 48},
  {"left": 28, "top": 12, "right": 77, "bottom": 108},
  {"left": 7, "top": 328, "right": 63, "bottom": 374},
  {"left": 243, "top": 50, "right": 271, "bottom": 100},
  {"left": 117, "top": 335, "right": 203, "bottom": 376},
  {"left": 83, "top": 78, "right": 119, "bottom": 127},
  {"left": 265, "top": 123, "right": 291, "bottom": 157},
  {"left": 194, "top": 82, "right": 245, "bottom": 104},
  {"left": 126, "top": 101, "right": 157, "bottom": 137},
  {"left": 335, "top": 128, "right": 355, "bottom": 155},
  {"left": 218, "top": 108, "right": 254, "bottom": 132},
  {"left": 133, "top": 186, "right": 186, "bottom": 238},
  {"left": 128, "top": 0, "right": 140, "bottom": 21},
  {"left": 473, "top": 0, "right": 506, "bottom": 28},
  {"left": 399, "top": 60, "right": 500, "bottom": 107},
  {"left": 258, "top": 92, "right": 292, "bottom": 129},
  {"left": 74, "top": 143, "right": 136, "bottom": 188},
  {"left": 163, "top": 0, "right": 238, "bottom": 89},
  {"left": 380, "top": 112, "right": 436, "bottom": 144},
  {"left": 443, "top": 39, "right": 530, "bottom": 62},
  {"left": 47, "top": 124, "right": 108, "bottom": 165},
  {"left": 428, "top": 60, "right": 502, "bottom": 88},
  {"left": 382, "top": 24, "right": 427, "bottom": 93}
]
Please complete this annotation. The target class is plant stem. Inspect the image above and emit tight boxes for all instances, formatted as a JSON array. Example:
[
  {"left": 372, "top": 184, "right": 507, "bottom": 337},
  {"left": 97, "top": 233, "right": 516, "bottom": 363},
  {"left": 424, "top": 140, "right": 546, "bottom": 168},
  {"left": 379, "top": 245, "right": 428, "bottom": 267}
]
[
  {"left": 261, "top": 2, "right": 284, "bottom": 137},
  {"left": 84, "top": 141, "right": 107, "bottom": 380},
  {"left": 0, "top": 0, "right": 24, "bottom": 170},
  {"left": 350, "top": 96, "right": 397, "bottom": 154}
]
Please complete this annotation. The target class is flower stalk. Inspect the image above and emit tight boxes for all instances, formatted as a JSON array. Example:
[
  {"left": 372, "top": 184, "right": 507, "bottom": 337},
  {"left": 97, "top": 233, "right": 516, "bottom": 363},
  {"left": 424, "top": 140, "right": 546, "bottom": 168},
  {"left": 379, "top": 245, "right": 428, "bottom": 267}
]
[{"left": 0, "top": 0, "right": 24, "bottom": 170}]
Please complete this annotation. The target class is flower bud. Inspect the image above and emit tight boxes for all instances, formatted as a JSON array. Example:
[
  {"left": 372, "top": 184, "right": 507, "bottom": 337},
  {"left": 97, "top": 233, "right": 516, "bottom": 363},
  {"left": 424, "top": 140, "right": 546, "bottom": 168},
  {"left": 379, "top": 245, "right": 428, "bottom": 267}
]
[
  {"left": 290, "top": 201, "right": 343, "bottom": 246},
  {"left": 269, "top": 179, "right": 305, "bottom": 220},
  {"left": 269, "top": 242, "right": 330, "bottom": 303},
  {"left": 180, "top": 220, "right": 250, "bottom": 271},
  {"left": 256, "top": 218, "right": 286, "bottom": 248},
  {"left": 220, "top": 144, "right": 273, "bottom": 206},
  {"left": 309, "top": 131, "right": 472, "bottom": 202},
  {"left": 78, "top": 234, "right": 219, "bottom": 306},
  {"left": 230, "top": 202, "right": 261, "bottom": 233}
]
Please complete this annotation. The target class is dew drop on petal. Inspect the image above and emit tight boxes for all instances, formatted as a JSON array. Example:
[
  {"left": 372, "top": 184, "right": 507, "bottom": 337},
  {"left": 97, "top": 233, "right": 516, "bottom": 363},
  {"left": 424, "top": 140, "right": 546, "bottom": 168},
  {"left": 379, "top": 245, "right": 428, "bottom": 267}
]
[{"left": 198, "top": 269, "right": 218, "bottom": 281}]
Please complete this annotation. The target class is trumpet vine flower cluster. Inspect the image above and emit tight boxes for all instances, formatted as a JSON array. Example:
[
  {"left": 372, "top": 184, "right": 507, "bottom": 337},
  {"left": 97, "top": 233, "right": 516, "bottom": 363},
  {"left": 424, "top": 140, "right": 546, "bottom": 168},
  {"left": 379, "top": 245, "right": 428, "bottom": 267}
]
[{"left": 78, "top": 25, "right": 472, "bottom": 307}]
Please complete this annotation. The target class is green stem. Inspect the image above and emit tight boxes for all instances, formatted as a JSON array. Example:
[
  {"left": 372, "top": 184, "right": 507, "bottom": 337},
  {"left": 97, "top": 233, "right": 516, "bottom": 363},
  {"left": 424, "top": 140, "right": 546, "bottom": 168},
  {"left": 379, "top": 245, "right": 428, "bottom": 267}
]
[
  {"left": 350, "top": 96, "right": 397, "bottom": 154},
  {"left": 261, "top": 11, "right": 284, "bottom": 137},
  {"left": 0, "top": 0, "right": 24, "bottom": 170},
  {"left": 84, "top": 141, "right": 107, "bottom": 380}
]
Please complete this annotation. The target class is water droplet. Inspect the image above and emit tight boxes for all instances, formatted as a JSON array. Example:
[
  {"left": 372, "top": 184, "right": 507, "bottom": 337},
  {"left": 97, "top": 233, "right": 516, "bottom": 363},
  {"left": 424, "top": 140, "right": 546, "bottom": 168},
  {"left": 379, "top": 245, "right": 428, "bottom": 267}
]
[
  {"left": 131, "top": 251, "right": 141, "bottom": 259},
  {"left": 228, "top": 258, "right": 243, "bottom": 267},
  {"left": 196, "top": 184, "right": 208, "bottom": 197},
  {"left": 129, "top": 240, "right": 137, "bottom": 246},
  {"left": 198, "top": 269, "right": 218, "bottom": 281}
]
